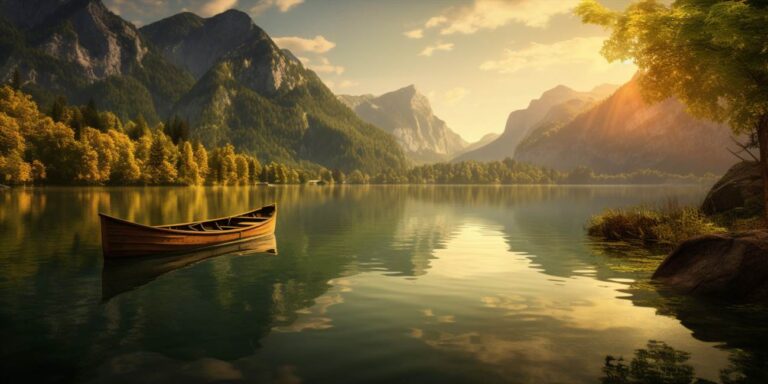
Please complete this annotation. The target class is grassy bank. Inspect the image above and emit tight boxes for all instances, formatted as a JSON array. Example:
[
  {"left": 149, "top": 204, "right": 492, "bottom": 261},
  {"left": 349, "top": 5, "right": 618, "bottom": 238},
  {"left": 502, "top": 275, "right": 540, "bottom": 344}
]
[{"left": 587, "top": 200, "right": 726, "bottom": 249}]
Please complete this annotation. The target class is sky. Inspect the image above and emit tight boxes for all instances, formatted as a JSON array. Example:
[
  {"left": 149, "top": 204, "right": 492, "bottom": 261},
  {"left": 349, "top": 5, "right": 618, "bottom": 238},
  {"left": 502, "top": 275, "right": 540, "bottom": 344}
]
[{"left": 104, "top": 0, "right": 638, "bottom": 142}]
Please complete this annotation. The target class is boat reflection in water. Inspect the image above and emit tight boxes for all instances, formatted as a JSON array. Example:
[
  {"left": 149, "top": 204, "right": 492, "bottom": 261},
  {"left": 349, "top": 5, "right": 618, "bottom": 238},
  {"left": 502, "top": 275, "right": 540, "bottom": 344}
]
[{"left": 101, "top": 235, "right": 277, "bottom": 300}]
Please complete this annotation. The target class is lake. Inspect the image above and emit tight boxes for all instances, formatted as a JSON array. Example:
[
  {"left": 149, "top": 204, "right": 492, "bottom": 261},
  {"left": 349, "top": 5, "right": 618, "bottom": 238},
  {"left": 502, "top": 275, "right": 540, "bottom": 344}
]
[{"left": 2, "top": 185, "right": 767, "bottom": 383}]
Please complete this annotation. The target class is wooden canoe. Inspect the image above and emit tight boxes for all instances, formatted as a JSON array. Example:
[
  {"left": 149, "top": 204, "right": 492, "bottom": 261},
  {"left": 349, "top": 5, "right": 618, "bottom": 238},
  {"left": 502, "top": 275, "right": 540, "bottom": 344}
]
[
  {"left": 102, "top": 235, "right": 277, "bottom": 300},
  {"left": 99, "top": 204, "right": 277, "bottom": 258}
]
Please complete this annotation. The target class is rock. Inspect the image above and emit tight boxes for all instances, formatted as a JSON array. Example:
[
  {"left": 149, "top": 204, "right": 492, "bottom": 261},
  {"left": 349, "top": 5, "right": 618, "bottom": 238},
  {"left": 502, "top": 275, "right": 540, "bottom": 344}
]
[
  {"left": 652, "top": 230, "right": 768, "bottom": 300},
  {"left": 701, "top": 161, "right": 764, "bottom": 216}
]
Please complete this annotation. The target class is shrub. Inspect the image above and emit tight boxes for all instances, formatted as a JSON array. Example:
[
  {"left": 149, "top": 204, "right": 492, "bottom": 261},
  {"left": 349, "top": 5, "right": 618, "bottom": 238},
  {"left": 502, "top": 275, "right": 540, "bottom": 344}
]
[{"left": 588, "top": 200, "right": 725, "bottom": 248}]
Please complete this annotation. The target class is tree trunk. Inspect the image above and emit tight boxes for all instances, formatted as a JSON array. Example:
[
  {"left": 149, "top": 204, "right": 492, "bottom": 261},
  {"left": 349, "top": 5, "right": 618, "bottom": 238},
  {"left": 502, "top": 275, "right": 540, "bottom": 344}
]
[{"left": 758, "top": 114, "right": 768, "bottom": 222}]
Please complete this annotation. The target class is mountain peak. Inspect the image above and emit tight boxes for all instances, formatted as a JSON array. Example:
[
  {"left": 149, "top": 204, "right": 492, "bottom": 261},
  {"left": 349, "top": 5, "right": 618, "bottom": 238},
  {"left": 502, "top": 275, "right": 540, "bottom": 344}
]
[
  {"left": 342, "top": 85, "right": 467, "bottom": 163},
  {"left": 391, "top": 84, "right": 419, "bottom": 97},
  {"left": 209, "top": 8, "right": 252, "bottom": 24},
  {"left": 538, "top": 84, "right": 576, "bottom": 101}
]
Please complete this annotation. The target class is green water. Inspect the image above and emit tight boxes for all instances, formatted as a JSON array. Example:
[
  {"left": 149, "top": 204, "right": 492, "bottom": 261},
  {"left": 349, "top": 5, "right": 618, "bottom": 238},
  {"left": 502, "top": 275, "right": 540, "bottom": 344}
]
[{"left": 1, "top": 186, "right": 767, "bottom": 383}]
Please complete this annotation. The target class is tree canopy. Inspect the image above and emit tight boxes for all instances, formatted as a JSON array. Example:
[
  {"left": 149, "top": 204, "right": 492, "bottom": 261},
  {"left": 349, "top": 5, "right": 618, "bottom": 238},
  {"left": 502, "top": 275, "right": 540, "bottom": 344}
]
[{"left": 576, "top": 0, "right": 768, "bottom": 133}]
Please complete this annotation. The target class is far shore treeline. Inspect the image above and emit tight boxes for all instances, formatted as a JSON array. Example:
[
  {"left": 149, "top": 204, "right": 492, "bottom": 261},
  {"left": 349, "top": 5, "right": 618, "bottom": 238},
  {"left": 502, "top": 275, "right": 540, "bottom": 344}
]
[{"left": 0, "top": 85, "right": 717, "bottom": 186}]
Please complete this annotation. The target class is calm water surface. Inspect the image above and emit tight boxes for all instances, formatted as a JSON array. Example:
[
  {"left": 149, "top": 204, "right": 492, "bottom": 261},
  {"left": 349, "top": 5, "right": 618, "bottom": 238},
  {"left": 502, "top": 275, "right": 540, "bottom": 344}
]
[{"left": 2, "top": 186, "right": 767, "bottom": 383}]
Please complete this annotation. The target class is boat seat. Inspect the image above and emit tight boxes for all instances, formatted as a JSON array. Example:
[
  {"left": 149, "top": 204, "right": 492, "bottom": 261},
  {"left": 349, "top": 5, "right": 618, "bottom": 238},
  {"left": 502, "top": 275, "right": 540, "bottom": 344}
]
[{"left": 236, "top": 221, "right": 263, "bottom": 226}]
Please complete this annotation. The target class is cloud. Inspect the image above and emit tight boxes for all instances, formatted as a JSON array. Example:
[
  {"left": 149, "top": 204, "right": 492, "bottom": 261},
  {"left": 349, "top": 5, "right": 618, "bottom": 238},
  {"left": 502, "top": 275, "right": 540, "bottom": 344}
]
[
  {"left": 251, "top": 0, "right": 304, "bottom": 15},
  {"left": 272, "top": 35, "right": 336, "bottom": 53},
  {"left": 425, "top": 16, "right": 447, "bottom": 28},
  {"left": 299, "top": 57, "right": 345, "bottom": 75},
  {"left": 307, "top": 57, "right": 345, "bottom": 75},
  {"left": 479, "top": 37, "right": 612, "bottom": 74},
  {"left": 403, "top": 29, "right": 424, "bottom": 39},
  {"left": 199, "top": 0, "right": 238, "bottom": 17},
  {"left": 419, "top": 42, "right": 454, "bottom": 57},
  {"left": 443, "top": 87, "right": 469, "bottom": 105},
  {"left": 338, "top": 80, "right": 359, "bottom": 89},
  {"left": 424, "top": 0, "right": 576, "bottom": 35}
]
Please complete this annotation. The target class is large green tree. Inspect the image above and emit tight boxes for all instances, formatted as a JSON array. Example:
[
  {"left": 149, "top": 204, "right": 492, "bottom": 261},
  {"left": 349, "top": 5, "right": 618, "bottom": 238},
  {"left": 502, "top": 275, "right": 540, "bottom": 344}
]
[{"left": 576, "top": 0, "right": 768, "bottom": 218}]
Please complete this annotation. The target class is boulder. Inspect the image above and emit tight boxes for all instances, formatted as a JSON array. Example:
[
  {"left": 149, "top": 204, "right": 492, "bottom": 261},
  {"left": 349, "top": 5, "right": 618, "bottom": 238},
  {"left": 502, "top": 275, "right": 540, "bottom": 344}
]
[
  {"left": 652, "top": 230, "right": 768, "bottom": 300},
  {"left": 701, "top": 161, "right": 763, "bottom": 216}
]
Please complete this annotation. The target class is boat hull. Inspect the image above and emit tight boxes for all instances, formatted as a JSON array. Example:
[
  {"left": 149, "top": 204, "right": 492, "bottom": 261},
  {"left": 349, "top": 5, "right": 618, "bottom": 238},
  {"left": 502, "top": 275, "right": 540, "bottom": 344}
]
[{"left": 100, "top": 205, "right": 277, "bottom": 258}]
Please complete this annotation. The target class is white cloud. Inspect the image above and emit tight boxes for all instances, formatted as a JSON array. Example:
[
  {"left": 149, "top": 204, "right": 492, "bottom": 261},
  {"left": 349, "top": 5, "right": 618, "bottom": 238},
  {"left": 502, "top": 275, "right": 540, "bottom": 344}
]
[
  {"left": 308, "top": 57, "right": 345, "bottom": 75},
  {"left": 199, "top": 0, "right": 238, "bottom": 17},
  {"left": 299, "top": 57, "right": 345, "bottom": 75},
  {"left": 338, "top": 80, "right": 359, "bottom": 89},
  {"left": 424, "top": 0, "right": 576, "bottom": 35},
  {"left": 479, "top": 37, "right": 612, "bottom": 74},
  {"left": 443, "top": 87, "right": 469, "bottom": 105},
  {"left": 419, "top": 42, "right": 454, "bottom": 57},
  {"left": 251, "top": 0, "right": 304, "bottom": 15},
  {"left": 272, "top": 35, "right": 336, "bottom": 53},
  {"left": 425, "top": 16, "right": 447, "bottom": 28},
  {"left": 403, "top": 29, "right": 424, "bottom": 39}
]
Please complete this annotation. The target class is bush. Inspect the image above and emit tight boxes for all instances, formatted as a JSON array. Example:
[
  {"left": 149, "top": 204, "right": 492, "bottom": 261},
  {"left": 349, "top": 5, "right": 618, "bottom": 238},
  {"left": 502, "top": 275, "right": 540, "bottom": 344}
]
[{"left": 588, "top": 200, "right": 725, "bottom": 248}]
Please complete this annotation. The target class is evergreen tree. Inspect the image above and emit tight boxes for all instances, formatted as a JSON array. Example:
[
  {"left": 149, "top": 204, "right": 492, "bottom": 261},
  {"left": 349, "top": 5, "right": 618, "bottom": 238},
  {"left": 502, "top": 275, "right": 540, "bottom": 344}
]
[
  {"left": 178, "top": 141, "right": 201, "bottom": 185},
  {"left": 49, "top": 96, "right": 67, "bottom": 123},
  {"left": 10, "top": 69, "right": 21, "bottom": 90},
  {"left": 194, "top": 142, "right": 209, "bottom": 182}
]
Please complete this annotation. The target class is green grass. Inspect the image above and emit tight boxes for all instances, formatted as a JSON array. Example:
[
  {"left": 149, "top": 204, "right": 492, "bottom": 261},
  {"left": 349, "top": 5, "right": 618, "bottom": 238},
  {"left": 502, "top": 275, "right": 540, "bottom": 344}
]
[{"left": 587, "top": 200, "right": 726, "bottom": 248}]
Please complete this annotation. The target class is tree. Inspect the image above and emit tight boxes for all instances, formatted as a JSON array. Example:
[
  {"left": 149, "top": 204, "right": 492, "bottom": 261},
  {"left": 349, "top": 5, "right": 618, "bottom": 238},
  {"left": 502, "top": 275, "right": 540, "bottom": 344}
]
[
  {"left": 145, "top": 132, "right": 177, "bottom": 184},
  {"left": 576, "top": 0, "right": 768, "bottom": 219},
  {"left": 49, "top": 96, "right": 67, "bottom": 123},
  {"left": 82, "top": 99, "right": 106, "bottom": 132},
  {"left": 235, "top": 154, "right": 249, "bottom": 185},
  {"left": 10, "top": 69, "right": 21, "bottom": 90},
  {"left": 164, "top": 115, "right": 189, "bottom": 144},
  {"left": 108, "top": 130, "right": 141, "bottom": 184},
  {"left": 332, "top": 169, "right": 346, "bottom": 184},
  {"left": 178, "top": 141, "right": 201, "bottom": 185},
  {"left": 194, "top": 142, "right": 209, "bottom": 182}
]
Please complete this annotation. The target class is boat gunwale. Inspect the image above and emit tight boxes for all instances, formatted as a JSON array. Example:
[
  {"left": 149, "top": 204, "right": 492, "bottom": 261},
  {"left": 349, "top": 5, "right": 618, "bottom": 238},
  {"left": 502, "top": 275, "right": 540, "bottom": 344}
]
[{"left": 98, "top": 204, "right": 276, "bottom": 236}]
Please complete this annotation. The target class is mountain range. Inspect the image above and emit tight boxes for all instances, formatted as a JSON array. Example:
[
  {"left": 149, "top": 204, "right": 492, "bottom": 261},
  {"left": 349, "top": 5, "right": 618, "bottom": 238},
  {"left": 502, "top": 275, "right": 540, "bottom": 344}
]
[
  {"left": 0, "top": 0, "right": 406, "bottom": 174},
  {"left": 513, "top": 79, "right": 736, "bottom": 174},
  {"left": 339, "top": 85, "right": 468, "bottom": 164},
  {"left": 455, "top": 79, "right": 736, "bottom": 174},
  {"left": 454, "top": 84, "right": 617, "bottom": 162},
  {"left": 0, "top": 0, "right": 739, "bottom": 176}
]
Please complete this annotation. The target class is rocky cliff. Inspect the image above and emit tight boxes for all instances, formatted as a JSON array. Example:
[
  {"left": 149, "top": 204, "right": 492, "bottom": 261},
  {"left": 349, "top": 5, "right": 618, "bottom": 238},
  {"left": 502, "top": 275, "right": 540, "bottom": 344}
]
[{"left": 339, "top": 85, "right": 467, "bottom": 164}]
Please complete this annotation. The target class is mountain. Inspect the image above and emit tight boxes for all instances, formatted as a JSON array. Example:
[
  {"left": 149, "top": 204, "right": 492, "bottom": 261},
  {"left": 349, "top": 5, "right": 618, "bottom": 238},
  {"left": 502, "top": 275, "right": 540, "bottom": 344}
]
[
  {"left": 0, "top": 0, "right": 195, "bottom": 121},
  {"left": 140, "top": 10, "right": 260, "bottom": 79},
  {"left": 141, "top": 9, "right": 407, "bottom": 173},
  {"left": 454, "top": 84, "right": 617, "bottom": 162},
  {"left": 452, "top": 133, "right": 500, "bottom": 159},
  {"left": 338, "top": 85, "right": 467, "bottom": 164},
  {"left": 514, "top": 78, "right": 737, "bottom": 174}
]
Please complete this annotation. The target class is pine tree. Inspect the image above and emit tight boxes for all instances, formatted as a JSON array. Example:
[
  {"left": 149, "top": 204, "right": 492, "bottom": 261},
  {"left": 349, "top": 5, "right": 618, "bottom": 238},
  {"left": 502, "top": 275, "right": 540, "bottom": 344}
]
[{"left": 10, "top": 69, "right": 21, "bottom": 90}]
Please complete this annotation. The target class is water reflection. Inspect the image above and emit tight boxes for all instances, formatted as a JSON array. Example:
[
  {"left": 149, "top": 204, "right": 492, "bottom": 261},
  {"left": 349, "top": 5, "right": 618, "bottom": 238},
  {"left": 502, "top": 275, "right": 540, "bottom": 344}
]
[
  {"left": 2, "top": 185, "right": 767, "bottom": 383},
  {"left": 102, "top": 235, "right": 278, "bottom": 300}
]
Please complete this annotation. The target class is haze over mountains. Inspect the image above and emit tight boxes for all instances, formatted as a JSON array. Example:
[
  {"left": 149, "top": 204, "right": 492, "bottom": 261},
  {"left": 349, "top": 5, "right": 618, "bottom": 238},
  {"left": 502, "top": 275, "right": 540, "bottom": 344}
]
[
  {"left": 339, "top": 85, "right": 468, "bottom": 164},
  {"left": 454, "top": 84, "right": 618, "bottom": 163},
  {"left": 0, "top": 0, "right": 406, "bottom": 174},
  {"left": 514, "top": 79, "right": 736, "bottom": 174}
]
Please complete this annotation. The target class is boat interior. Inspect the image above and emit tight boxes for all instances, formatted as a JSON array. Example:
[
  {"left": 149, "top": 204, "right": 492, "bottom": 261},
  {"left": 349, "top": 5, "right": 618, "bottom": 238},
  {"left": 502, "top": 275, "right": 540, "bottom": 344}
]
[{"left": 160, "top": 207, "right": 274, "bottom": 232}]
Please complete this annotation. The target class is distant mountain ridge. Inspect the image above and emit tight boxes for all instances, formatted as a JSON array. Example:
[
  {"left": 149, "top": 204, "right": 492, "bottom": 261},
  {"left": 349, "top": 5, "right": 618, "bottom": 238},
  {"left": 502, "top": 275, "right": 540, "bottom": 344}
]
[
  {"left": 339, "top": 85, "right": 468, "bottom": 164},
  {"left": 0, "top": 1, "right": 408, "bottom": 174},
  {"left": 514, "top": 78, "right": 737, "bottom": 174},
  {"left": 454, "top": 84, "right": 617, "bottom": 162}
]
